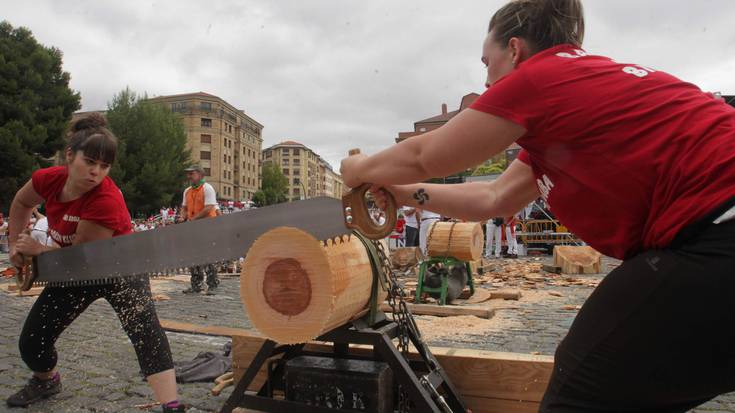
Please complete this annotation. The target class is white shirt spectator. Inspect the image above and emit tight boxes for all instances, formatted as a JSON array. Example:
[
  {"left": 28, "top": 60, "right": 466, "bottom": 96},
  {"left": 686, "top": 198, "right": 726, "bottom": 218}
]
[{"left": 31, "top": 217, "right": 54, "bottom": 246}]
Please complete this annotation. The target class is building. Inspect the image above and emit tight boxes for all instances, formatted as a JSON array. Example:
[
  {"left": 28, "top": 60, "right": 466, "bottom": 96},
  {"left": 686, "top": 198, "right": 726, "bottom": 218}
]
[
  {"left": 262, "top": 141, "right": 344, "bottom": 201},
  {"left": 396, "top": 92, "right": 521, "bottom": 164},
  {"left": 148, "top": 92, "right": 263, "bottom": 201}
]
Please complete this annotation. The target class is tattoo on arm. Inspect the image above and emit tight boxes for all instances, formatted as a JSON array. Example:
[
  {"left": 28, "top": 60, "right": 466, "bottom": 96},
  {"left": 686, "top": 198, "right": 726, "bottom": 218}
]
[{"left": 413, "top": 188, "right": 430, "bottom": 205}]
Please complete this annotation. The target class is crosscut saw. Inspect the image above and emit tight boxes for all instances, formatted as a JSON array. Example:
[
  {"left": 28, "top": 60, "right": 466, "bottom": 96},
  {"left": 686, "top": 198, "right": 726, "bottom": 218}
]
[{"left": 17, "top": 174, "right": 397, "bottom": 291}]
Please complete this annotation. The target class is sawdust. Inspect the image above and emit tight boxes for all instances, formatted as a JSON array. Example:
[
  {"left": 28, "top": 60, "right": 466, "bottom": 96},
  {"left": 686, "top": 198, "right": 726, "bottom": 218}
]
[{"left": 415, "top": 315, "right": 496, "bottom": 341}]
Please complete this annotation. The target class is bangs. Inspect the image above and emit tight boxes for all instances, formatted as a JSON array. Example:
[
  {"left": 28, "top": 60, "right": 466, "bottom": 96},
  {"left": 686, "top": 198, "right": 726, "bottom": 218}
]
[{"left": 78, "top": 133, "right": 117, "bottom": 164}]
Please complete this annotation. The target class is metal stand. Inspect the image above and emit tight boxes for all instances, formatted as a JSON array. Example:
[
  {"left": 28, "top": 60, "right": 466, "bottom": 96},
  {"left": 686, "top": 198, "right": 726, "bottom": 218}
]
[
  {"left": 415, "top": 257, "right": 475, "bottom": 305},
  {"left": 220, "top": 314, "right": 467, "bottom": 413}
]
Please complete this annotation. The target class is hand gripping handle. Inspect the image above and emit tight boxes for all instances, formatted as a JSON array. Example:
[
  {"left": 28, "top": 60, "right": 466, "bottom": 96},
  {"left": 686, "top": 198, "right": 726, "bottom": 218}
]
[
  {"left": 341, "top": 149, "right": 397, "bottom": 239},
  {"left": 15, "top": 255, "right": 36, "bottom": 292}
]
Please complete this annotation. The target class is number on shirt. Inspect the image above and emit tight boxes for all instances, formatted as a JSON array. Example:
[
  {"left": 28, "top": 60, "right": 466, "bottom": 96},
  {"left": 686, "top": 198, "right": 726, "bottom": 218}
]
[{"left": 622, "top": 64, "right": 656, "bottom": 78}]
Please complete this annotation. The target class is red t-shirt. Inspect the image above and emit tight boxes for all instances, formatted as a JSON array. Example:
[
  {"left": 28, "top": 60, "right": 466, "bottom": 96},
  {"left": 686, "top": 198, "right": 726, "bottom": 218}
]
[
  {"left": 471, "top": 44, "right": 735, "bottom": 259},
  {"left": 32, "top": 166, "right": 133, "bottom": 247}
]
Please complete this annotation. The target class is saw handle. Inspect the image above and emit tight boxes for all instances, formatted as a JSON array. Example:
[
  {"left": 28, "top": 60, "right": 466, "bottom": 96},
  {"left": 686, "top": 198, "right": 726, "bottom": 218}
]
[
  {"left": 342, "top": 149, "right": 397, "bottom": 239},
  {"left": 15, "top": 255, "right": 35, "bottom": 292}
]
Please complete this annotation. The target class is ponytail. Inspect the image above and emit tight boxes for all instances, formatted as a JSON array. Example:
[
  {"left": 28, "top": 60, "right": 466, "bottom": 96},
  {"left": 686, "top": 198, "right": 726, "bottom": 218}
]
[{"left": 489, "top": 0, "right": 585, "bottom": 53}]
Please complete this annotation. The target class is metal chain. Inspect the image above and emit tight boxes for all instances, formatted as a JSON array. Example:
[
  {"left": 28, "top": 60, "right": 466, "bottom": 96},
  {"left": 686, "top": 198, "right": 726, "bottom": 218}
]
[{"left": 371, "top": 238, "right": 457, "bottom": 413}]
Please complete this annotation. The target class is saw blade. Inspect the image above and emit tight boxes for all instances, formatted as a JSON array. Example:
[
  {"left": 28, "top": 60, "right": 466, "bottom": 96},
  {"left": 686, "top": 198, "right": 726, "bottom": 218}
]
[{"left": 33, "top": 197, "right": 349, "bottom": 287}]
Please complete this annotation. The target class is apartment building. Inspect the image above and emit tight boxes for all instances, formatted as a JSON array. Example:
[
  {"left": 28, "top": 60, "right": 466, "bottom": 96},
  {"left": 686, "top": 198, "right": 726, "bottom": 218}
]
[
  {"left": 148, "top": 92, "right": 263, "bottom": 201},
  {"left": 262, "top": 141, "right": 344, "bottom": 201}
]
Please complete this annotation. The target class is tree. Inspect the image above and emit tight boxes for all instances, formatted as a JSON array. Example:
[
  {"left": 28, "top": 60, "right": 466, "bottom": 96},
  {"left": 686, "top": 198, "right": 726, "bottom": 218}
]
[
  {"left": 253, "top": 163, "right": 288, "bottom": 207},
  {"left": 105, "top": 88, "right": 191, "bottom": 215},
  {"left": 472, "top": 158, "right": 508, "bottom": 176},
  {"left": 0, "top": 21, "right": 81, "bottom": 212}
]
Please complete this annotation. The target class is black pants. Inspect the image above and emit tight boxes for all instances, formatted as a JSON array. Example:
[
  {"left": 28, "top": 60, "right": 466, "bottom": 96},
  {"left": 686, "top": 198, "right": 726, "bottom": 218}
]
[
  {"left": 189, "top": 263, "right": 219, "bottom": 291},
  {"left": 405, "top": 226, "right": 419, "bottom": 247},
  {"left": 19, "top": 277, "right": 174, "bottom": 377},
  {"left": 540, "top": 219, "right": 735, "bottom": 412}
]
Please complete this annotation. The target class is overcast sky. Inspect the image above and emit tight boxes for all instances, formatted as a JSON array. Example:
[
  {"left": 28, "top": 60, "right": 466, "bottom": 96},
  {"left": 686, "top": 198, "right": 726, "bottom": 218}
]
[{"left": 3, "top": 0, "right": 734, "bottom": 168}]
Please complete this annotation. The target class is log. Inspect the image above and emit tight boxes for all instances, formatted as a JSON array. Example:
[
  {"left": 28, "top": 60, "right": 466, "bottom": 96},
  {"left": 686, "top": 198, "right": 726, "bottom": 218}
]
[
  {"left": 241, "top": 226, "right": 382, "bottom": 344},
  {"left": 553, "top": 246, "right": 602, "bottom": 274},
  {"left": 427, "top": 222, "right": 484, "bottom": 261},
  {"left": 390, "top": 246, "right": 420, "bottom": 268}
]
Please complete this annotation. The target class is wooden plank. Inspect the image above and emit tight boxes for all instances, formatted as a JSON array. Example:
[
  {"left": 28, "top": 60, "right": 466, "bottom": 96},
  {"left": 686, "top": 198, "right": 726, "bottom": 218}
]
[
  {"left": 380, "top": 302, "right": 494, "bottom": 319},
  {"left": 159, "top": 319, "right": 259, "bottom": 338},
  {"left": 231, "top": 331, "right": 553, "bottom": 403},
  {"left": 1, "top": 284, "right": 45, "bottom": 296},
  {"left": 489, "top": 289, "right": 522, "bottom": 300}
]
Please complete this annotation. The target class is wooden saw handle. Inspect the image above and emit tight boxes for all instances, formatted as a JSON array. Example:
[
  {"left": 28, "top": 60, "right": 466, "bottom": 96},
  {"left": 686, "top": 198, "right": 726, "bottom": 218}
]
[
  {"left": 15, "top": 255, "right": 36, "bottom": 292},
  {"left": 342, "top": 149, "right": 397, "bottom": 239}
]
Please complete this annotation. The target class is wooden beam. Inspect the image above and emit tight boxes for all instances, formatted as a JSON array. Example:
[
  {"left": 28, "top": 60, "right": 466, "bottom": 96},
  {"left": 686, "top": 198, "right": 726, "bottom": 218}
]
[
  {"left": 160, "top": 319, "right": 259, "bottom": 338},
  {"left": 380, "top": 302, "right": 494, "bottom": 319}
]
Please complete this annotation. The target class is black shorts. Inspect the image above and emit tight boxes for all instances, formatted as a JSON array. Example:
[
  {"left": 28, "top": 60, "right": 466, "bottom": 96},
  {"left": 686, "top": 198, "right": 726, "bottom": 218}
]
[{"left": 541, "top": 217, "right": 735, "bottom": 412}]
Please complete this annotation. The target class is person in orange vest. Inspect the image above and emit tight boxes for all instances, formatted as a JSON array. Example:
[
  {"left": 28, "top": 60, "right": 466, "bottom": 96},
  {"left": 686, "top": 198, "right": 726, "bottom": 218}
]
[{"left": 178, "top": 165, "right": 219, "bottom": 295}]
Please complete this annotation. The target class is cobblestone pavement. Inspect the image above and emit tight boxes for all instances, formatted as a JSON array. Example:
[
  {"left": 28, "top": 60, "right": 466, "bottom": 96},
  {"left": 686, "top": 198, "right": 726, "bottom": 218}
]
[{"left": 0, "top": 252, "right": 733, "bottom": 412}]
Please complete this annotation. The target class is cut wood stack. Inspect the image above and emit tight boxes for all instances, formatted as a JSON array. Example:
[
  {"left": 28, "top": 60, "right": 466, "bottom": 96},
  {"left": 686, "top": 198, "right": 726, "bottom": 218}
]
[
  {"left": 427, "top": 222, "right": 483, "bottom": 261},
  {"left": 240, "top": 226, "right": 383, "bottom": 344},
  {"left": 553, "top": 246, "right": 602, "bottom": 274}
]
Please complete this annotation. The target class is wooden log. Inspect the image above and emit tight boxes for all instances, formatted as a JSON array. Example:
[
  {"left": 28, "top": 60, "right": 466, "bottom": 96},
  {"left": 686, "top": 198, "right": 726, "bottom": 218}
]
[
  {"left": 553, "top": 246, "right": 602, "bottom": 274},
  {"left": 390, "top": 246, "right": 420, "bottom": 268},
  {"left": 379, "top": 302, "right": 494, "bottom": 319},
  {"left": 489, "top": 289, "right": 522, "bottom": 300},
  {"left": 241, "top": 226, "right": 381, "bottom": 344},
  {"left": 427, "top": 222, "right": 484, "bottom": 261},
  {"left": 231, "top": 331, "right": 553, "bottom": 413}
]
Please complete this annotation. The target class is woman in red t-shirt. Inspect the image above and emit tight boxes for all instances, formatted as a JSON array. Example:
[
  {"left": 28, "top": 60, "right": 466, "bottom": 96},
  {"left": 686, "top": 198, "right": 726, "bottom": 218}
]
[
  {"left": 6, "top": 114, "right": 185, "bottom": 412},
  {"left": 340, "top": 0, "right": 735, "bottom": 411}
]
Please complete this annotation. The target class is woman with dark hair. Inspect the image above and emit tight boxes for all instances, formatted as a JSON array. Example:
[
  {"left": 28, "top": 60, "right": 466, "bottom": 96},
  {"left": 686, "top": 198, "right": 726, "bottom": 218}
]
[
  {"left": 341, "top": 0, "right": 735, "bottom": 411},
  {"left": 6, "top": 113, "right": 185, "bottom": 412}
]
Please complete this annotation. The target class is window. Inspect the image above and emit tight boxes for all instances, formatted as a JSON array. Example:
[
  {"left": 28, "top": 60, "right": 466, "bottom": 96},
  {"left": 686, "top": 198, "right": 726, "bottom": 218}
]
[
  {"left": 170, "top": 102, "right": 187, "bottom": 112},
  {"left": 283, "top": 168, "right": 289, "bottom": 175},
  {"left": 229, "top": 155, "right": 232, "bottom": 163},
  {"left": 293, "top": 169, "right": 300, "bottom": 176},
  {"left": 204, "top": 168, "right": 211, "bottom": 176},
  {"left": 293, "top": 188, "right": 300, "bottom": 196},
  {"left": 200, "top": 151, "right": 211, "bottom": 160},
  {"left": 293, "top": 177, "right": 300, "bottom": 185},
  {"left": 293, "top": 159, "right": 300, "bottom": 166},
  {"left": 201, "top": 134, "right": 211, "bottom": 143},
  {"left": 293, "top": 149, "right": 300, "bottom": 156},
  {"left": 282, "top": 148, "right": 290, "bottom": 155},
  {"left": 200, "top": 102, "right": 212, "bottom": 111},
  {"left": 201, "top": 118, "right": 212, "bottom": 127},
  {"left": 282, "top": 159, "right": 289, "bottom": 166}
]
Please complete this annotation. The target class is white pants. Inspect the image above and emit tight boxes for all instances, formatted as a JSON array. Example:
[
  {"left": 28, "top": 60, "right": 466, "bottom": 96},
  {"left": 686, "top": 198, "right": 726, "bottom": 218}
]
[
  {"left": 505, "top": 225, "right": 518, "bottom": 255},
  {"left": 419, "top": 218, "right": 439, "bottom": 256},
  {"left": 485, "top": 222, "right": 502, "bottom": 257}
]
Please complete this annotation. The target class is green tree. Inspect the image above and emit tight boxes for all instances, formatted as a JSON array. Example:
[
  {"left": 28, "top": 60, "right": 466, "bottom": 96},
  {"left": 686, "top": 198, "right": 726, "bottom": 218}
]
[
  {"left": 472, "top": 158, "right": 508, "bottom": 176},
  {"left": 253, "top": 163, "right": 288, "bottom": 207},
  {"left": 105, "top": 88, "right": 191, "bottom": 215},
  {"left": 0, "top": 21, "right": 81, "bottom": 212}
]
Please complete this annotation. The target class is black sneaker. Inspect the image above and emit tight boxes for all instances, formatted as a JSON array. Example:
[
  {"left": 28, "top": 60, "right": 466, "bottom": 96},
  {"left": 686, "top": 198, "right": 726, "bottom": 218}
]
[
  {"left": 6, "top": 375, "right": 62, "bottom": 407},
  {"left": 158, "top": 401, "right": 187, "bottom": 412},
  {"left": 182, "top": 288, "right": 201, "bottom": 294}
]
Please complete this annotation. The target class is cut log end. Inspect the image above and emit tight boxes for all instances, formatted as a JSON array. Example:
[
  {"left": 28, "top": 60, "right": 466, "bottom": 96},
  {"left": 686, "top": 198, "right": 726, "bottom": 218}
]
[
  {"left": 241, "top": 226, "right": 376, "bottom": 344},
  {"left": 263, "top": 258, "right": 312, "bottom": 316}
]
